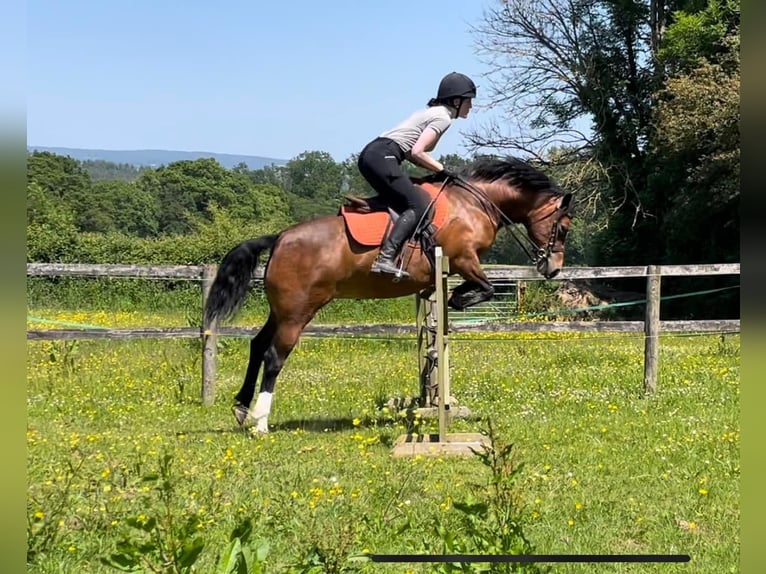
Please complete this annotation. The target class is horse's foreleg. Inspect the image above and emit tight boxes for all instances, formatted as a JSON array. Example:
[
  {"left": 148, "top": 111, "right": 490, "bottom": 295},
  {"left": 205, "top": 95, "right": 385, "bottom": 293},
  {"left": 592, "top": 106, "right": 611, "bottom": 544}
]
[
  {"left": 249, "top": 320, "right": 304, "bottom": 433},
  {"left": 233, "top": 315, "right": 276, "bottom": 426},
  {"left": 448, "top": 254, "right": 495, "bottom": 310},
  {"left": 448, "top": 281, "right": 494, "bottom": 310}
]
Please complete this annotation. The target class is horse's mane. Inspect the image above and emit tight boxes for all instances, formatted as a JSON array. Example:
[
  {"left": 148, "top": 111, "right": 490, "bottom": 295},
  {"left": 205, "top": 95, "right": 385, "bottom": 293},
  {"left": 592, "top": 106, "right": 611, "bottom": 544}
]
[
  {"left": 412, "top": 156, "right": 563, "bottom": 196},
  {"left": 462, "top": 157, "right": 563, "bottom": 195}
]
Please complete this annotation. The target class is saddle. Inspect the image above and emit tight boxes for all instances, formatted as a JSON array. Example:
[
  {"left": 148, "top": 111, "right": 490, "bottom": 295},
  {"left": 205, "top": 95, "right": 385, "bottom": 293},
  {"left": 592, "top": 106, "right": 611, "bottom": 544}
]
[{"left": 342, "top": 194, "right": 389, "bottom": 215}]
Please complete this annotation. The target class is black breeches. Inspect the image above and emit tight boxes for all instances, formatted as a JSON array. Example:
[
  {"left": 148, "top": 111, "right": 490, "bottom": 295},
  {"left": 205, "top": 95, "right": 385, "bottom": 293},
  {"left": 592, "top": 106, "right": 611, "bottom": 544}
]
[{"left": 357, "top": 137, "right": 430, "bottom": 221}]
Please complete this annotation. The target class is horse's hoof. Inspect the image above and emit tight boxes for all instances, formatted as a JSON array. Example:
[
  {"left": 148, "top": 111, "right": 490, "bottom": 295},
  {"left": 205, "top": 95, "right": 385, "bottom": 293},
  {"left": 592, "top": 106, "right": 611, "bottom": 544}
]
[{"left": 232, "top": 404, "right": 249, "bottom": 426}]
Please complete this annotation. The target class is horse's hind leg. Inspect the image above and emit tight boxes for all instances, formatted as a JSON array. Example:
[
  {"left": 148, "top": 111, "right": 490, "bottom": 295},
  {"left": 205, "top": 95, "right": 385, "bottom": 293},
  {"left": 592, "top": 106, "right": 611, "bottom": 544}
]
[
  {"left": 232, "top": 314, "right": 276, "bottom": 425},
  {"left": 248, "top": 319, "right": 305, "bottom": 433}
]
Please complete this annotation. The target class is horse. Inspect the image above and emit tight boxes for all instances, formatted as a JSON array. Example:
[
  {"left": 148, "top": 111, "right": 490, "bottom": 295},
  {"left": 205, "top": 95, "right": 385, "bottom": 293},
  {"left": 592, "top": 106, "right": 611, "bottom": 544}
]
[{"left": 204, "top": 156, "right": 574, "bottom": 433}]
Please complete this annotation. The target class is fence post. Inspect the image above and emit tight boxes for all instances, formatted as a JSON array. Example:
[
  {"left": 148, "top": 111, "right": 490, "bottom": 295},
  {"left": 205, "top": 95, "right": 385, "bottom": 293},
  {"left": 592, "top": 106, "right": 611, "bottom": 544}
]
[
  {"left": 643, "top": 265, "right": 661, "bottom": 395},
  {"left": 201, "top": 265, "right": 218, "bottom": 406},
  {"left": 416, "top": 290, "right": 438, "bottom": 408},
  {"left": 435, "top": 248, "right": 451, "bottom": 442}
]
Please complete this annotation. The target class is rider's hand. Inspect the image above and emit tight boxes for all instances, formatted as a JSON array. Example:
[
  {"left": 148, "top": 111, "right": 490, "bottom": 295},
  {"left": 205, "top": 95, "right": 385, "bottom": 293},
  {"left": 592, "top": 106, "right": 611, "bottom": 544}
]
[{"left": 437, "top": 168, "right": 458, "bottom": 180}]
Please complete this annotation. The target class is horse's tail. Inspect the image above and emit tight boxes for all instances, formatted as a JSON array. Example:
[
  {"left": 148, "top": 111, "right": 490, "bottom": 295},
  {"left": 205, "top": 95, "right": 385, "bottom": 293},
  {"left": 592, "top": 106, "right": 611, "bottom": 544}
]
[{"left": 204, "top": 234, "right": 281, "bottom": 325}]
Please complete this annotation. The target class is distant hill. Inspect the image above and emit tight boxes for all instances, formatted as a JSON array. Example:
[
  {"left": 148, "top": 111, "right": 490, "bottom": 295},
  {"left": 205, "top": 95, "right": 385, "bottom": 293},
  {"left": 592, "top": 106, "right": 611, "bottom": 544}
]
[{"left": 27, "top": 146, "right": 287, "bottom": 170}]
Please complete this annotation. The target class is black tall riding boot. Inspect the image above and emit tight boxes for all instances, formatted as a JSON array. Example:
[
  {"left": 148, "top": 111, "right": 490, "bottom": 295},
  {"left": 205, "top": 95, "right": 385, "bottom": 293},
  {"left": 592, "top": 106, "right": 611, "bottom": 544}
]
[{"left": 371, "top": 209, "right": 418, "bottom": 278}]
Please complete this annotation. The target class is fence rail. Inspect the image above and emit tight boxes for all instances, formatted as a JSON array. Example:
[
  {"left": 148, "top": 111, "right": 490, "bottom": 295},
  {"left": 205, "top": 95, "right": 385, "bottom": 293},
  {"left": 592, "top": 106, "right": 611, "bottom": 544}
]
[
  {"left": 26, "top": 320, "right": 740, "bottom": 341},
  {"left": 27, "top": 262, "right": 740, "bottom": 404},
  {"left": 27, "top": 262, "right": 740, "bottom": 280},
  {"left": 26, "top": 263, "right": 206, "bottom": 279}
]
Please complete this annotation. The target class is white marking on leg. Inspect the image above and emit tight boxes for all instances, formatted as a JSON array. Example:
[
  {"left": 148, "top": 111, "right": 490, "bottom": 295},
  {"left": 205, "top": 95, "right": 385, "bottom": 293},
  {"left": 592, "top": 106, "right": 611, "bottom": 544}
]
[{"left": 249, "top": 391, "right": 273, "bottom": 433}]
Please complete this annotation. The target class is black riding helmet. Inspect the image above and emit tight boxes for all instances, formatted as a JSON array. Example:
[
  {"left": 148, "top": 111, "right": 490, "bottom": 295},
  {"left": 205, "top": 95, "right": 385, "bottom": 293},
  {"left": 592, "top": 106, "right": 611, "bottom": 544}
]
[{"left": 436, "top": 72, "right": 477, "bottom": 100}]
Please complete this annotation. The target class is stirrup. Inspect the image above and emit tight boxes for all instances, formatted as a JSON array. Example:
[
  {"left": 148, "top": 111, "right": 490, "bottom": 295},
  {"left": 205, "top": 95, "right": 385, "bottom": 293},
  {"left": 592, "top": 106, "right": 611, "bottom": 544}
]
[{"left": 370, "top": 257, "right": 410, "bottom": 279}]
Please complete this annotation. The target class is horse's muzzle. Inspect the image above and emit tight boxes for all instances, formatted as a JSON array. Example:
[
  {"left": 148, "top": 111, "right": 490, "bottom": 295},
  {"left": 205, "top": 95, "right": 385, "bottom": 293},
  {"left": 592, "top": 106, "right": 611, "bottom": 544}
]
[
  {"left": 536, "top": 256, "right": 562, "bottom": 280},
  {"left": 545, "top": 268, "right": 561, "bottom": 280}
]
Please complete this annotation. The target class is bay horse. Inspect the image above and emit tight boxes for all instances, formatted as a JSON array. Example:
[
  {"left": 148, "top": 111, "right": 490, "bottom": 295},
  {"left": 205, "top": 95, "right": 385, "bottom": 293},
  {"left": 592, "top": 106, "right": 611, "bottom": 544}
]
[{"left": 205, "top": 157, "right": 574, "bottom": 432}]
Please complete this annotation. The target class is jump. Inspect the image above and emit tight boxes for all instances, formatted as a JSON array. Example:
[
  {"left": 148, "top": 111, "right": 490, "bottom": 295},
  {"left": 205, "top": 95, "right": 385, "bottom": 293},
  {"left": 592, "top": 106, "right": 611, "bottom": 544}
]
[{"left": 204, "top": 156, "right": 574, "bottom": 432}]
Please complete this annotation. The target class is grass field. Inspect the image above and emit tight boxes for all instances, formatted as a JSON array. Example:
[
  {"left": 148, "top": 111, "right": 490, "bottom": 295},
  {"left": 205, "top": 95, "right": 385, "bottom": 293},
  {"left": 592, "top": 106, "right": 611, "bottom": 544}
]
[{"left": 27, "top": 308, "right": 740, "bottom": 573}]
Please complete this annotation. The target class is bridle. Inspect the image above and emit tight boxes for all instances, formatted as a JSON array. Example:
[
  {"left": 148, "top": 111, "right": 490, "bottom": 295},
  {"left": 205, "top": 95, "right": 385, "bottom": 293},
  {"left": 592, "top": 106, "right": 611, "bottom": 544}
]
[
  {"left": 442, "top": 174, "right": 571, "bottom": 267},
  {"left": 525, "top": 203, "right": 570, "bottom": 264}
]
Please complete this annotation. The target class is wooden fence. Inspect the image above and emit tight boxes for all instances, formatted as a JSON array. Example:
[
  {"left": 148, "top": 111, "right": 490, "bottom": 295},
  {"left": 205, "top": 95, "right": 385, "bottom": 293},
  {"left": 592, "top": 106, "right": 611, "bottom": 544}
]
[{"left": 27, "top": 262, "right": 740, "bottom": 404}]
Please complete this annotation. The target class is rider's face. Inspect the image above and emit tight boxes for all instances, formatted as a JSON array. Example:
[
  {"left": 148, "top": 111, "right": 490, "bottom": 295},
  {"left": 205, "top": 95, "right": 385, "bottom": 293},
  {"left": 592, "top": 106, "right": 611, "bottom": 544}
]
[{"left": 458, "top": 98, "right": 473, "bottom": 118}]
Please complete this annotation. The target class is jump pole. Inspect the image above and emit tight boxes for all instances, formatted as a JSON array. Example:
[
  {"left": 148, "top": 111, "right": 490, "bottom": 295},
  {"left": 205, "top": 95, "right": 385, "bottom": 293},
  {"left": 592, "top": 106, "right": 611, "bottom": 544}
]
[{"left": 392, "top": 247, "right": 486, "bottom": 457}]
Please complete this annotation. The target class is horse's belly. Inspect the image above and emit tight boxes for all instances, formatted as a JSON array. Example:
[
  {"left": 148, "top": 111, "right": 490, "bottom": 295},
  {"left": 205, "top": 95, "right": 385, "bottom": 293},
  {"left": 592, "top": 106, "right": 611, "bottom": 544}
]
[
  {"left": 334, "top": 253, "right": 434, "bottom": 300},
  {"left": 334, "top": 276, "right": 424, "bottom": 300}
]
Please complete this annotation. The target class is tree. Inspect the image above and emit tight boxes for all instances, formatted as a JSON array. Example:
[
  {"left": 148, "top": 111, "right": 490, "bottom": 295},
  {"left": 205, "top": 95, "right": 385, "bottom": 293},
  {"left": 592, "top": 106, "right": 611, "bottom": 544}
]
[
  {"left": 80, "top": 159, "right": 149, "bottom": 182},
  {"left": 438, "top": 153, "right": 473, "bottom": 173},
  {"left": 135, "top": 158, "right": 291, "bottom": 235},
  {"left": 468, "top": 0, "right": 657, "bottom": 267},
  {"left": 659, "top": 0, "right": 739, "bottom": 74},
  {"left": 469, "top": 0, "right": 738, "bottom": 270},
  {"left": 242, "top": 183, "right": 293, "bottom": 230},
  {"left": 88, "top": 180, "right": 161, "bottom": 237},
  {"left": 648, "top": 0, "right": 739, "bottom": 265},
  {"left": 283, "top": 151, "right": 345, "bottom": 220},
  {"left": 242, "top": 163, "right": 288, "bottom": 188},
  {"left": 27, "top": 182, "right": 80, "bottom": 262},
  {"left": 27, "top": 151, "right": 91, "bottom": 201},
  {"left": 27, "top": 151, "right": 111, "bottom": 235}
]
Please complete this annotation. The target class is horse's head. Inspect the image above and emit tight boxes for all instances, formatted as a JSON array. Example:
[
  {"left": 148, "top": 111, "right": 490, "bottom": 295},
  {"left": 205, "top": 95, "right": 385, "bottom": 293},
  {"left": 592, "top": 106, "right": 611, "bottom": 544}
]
[
  {"left": 458, "top": 157, "right": 575, "bottom": 279},
  {"left": 525, "top": 191, "right": 574, "bottom": 279}
]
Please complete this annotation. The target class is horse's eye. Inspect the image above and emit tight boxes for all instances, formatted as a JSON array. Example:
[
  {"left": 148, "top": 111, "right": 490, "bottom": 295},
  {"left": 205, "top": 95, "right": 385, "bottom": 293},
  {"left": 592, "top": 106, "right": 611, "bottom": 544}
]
[{"left": 558, "top": 225, "right": 569, "bottom": 240}]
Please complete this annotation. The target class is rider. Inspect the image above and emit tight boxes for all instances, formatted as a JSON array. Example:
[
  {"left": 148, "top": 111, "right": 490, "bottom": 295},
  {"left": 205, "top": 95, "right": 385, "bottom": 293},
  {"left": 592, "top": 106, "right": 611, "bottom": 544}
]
[{"left": 357, "top": 71, "right": 476, "bottom": 278}]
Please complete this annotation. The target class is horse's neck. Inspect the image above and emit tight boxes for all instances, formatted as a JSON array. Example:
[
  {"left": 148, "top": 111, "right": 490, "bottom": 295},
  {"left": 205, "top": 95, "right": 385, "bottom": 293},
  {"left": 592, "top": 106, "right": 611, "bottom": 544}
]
[{"left": 468, "top": 180, "right": 538, "bottom": 222}]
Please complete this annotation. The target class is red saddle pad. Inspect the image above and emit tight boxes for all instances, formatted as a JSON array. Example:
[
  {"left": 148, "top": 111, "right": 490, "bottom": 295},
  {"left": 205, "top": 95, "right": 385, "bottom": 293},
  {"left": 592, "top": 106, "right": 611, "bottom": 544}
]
[{"left": 340, "top": 183, "right": 449, "bottom": 246}]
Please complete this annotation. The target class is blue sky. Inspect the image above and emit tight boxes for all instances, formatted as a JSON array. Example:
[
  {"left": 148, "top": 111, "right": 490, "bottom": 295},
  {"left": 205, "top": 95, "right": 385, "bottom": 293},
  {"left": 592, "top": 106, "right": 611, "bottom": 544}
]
[{"left": 27, "top": 0, "right": 505, "bottom": 162}]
